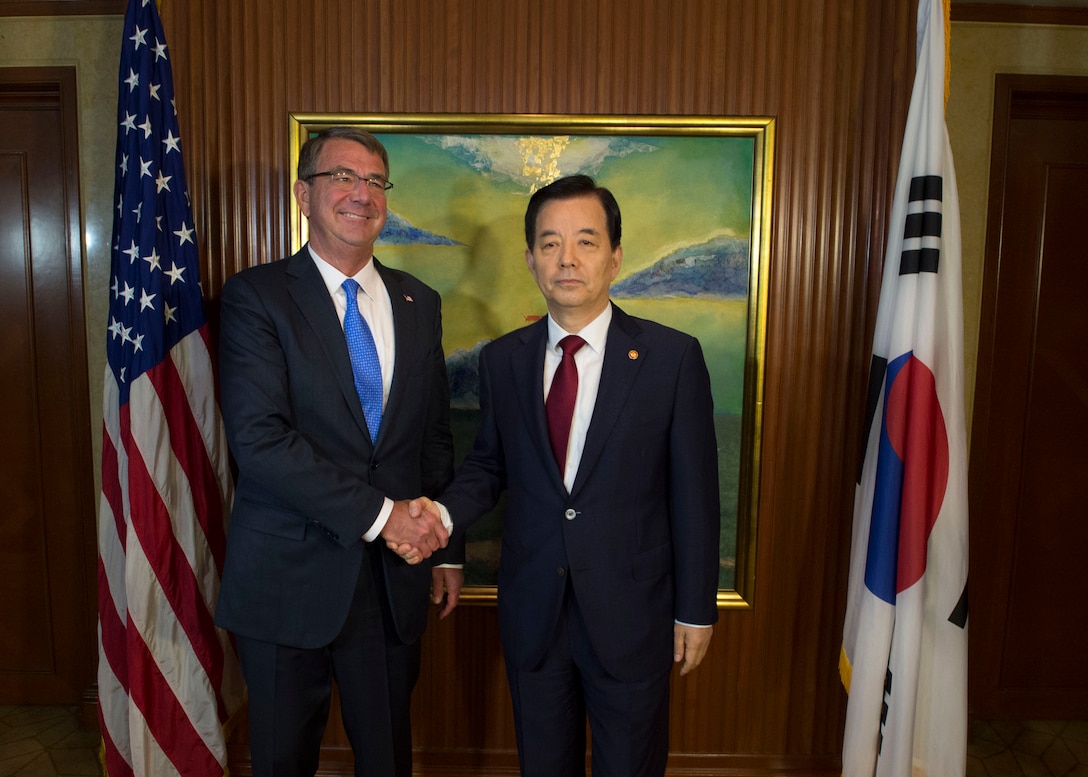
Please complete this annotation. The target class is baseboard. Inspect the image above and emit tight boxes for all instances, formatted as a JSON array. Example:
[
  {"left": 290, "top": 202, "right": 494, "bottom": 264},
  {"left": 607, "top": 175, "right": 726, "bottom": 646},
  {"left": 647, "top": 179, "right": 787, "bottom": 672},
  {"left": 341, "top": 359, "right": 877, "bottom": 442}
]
[
  {"left": 80, "top": 683, "right": 99, "bottom": 731},
  {"left": 228, "top": 748, "right": 841, "bottom": 777}
]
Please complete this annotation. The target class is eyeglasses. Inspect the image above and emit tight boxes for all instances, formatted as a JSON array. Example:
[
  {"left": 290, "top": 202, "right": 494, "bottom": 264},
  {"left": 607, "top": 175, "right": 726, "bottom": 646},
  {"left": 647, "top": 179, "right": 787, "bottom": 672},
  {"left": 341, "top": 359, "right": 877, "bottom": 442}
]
[{"left": 305, "top": 169, "right": 394, "bottom": 194}]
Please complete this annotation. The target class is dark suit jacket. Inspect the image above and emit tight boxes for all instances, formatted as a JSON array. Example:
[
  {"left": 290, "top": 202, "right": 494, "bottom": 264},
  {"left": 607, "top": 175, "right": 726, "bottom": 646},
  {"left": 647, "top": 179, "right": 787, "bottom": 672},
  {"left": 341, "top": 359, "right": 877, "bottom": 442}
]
[
  {"left": 214, "top": 247, "right": 455, "bottom": 649},
  {"left": 441, "top": 304, "right": 720, "bottom": 682}
]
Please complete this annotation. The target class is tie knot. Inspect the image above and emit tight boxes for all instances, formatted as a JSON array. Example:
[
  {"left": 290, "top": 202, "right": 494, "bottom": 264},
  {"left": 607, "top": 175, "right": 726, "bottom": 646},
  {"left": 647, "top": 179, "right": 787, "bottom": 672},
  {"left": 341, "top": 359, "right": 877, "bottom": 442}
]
[
  {"left": 342, "top": 278, "right": 360, "bottom": 298},
  {"left": 559, "top": 335, "right": 585, "bottom": 357}
]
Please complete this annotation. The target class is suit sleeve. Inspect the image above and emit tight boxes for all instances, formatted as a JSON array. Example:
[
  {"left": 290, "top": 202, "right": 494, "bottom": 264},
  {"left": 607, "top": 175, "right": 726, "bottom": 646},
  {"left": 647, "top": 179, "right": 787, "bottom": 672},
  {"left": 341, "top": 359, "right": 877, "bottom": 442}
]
[
  {"left": 418, "top": 291, "right": 461, "bottom": 565},
  {"left": 219, "top": 271, "right": 387, "bottom": 545},
  {"left": 438, "top": 343, "right": 507, "bottom": 539},
  {"left": 669, "top": 336, "right": 721, "bottom": 626}
]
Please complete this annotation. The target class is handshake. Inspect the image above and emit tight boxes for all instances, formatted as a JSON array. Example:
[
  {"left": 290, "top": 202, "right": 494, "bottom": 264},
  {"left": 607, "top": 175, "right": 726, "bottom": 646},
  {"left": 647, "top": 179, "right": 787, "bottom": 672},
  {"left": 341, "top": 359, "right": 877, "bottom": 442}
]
[{"left": 381, "top": 496, "right": 449, "bottom": 565}]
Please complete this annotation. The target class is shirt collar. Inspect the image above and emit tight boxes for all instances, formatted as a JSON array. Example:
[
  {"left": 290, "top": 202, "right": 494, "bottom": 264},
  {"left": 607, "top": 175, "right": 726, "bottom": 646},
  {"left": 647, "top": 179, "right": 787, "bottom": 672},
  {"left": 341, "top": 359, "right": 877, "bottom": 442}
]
[
  {"left": 307, "top": 244, "right": 382, "bottom": 301},
  {"left": 547, "top": 304, "right": 612, "bottom": 355}
]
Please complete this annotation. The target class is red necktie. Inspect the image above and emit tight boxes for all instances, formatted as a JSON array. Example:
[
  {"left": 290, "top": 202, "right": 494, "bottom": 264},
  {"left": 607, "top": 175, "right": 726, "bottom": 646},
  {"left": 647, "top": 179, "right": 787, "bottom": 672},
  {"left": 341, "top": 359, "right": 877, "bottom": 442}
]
[{"left": 546, "top": 335, "right": 586, "bottom": 474}]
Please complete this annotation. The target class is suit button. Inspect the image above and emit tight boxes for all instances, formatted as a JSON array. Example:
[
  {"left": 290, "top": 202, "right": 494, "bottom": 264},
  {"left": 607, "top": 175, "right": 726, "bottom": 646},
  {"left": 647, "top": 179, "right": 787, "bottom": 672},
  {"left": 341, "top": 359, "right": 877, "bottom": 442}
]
[
  {"left": 564, "top": 509, "right": 577, "bottom": 520},
  {"left": 556, "top": 567, "right": 566, "bottom": 577},
  {"left": 370, "top": 461, "right": 379, "bottom": 470}
]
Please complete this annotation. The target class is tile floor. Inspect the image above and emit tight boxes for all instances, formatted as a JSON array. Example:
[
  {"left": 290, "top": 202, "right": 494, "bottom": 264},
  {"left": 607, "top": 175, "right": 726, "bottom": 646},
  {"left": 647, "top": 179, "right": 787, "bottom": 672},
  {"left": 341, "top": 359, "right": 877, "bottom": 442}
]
[
  {"left": 1, "top": 705, "right": 1086, "bottom": 776},
  {"left": 0, "top": 706, "right": 99, "bottom": 777},
  {"left": 968, "top": 719, "right": 1088, "bottom": 777}
]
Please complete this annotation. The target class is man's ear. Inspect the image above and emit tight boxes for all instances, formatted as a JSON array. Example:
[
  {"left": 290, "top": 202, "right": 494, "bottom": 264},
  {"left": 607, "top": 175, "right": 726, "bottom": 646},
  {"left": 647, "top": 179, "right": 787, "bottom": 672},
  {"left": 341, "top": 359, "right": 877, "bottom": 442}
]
[{"left": 293, "top": 178, "right": 310, "bottom": 217}]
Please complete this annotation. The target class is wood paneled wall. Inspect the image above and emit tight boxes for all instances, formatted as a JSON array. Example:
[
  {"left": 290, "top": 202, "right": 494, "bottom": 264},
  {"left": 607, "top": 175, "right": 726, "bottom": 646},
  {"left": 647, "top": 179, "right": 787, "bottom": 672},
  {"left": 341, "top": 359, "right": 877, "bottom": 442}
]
[{"left": 158, "top": 1, "right": 916, "bottom": 773}]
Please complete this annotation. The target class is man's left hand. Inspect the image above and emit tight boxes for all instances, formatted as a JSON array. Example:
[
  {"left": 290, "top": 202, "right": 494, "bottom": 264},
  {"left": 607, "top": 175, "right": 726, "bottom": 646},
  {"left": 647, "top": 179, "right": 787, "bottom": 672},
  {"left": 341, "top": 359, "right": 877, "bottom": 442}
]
[
  {"left": 673, "top": 624, "right": 713, "bottom": 676},
  {"left": 431, "top": 566, "right": 463, "bottom": 619}
]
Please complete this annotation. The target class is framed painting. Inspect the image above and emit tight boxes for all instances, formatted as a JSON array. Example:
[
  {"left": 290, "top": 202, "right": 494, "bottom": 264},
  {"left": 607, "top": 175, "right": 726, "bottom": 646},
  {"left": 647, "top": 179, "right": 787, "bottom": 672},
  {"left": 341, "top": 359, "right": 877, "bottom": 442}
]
[{"left": 289, "top": 113, "right": 773, "bottom": 608}]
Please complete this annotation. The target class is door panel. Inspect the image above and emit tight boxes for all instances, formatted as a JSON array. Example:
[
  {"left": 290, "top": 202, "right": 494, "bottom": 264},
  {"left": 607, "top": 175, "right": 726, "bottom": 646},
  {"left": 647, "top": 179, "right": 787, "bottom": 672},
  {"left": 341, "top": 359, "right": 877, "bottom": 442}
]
[
  {"left": 0, "top": 67, "right": 96, "bottom": 703},
  {"left": 969, "top": 74, "right": 1088, "bottom": 719}
]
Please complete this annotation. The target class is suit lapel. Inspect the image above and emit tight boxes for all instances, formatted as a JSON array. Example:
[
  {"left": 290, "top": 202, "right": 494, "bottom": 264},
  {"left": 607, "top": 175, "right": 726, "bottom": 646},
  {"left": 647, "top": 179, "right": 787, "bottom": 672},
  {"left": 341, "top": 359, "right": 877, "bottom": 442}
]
[
  {"left": 376, "top": 259, "right": 414, "bottom": 445},
  {"left": 571, "top": 306, "right": 645, "bottom": 497},
  {"left": 286, "top": 249, "right": 372, "bottom": 445},
  {"left": 510, "top": 320, "right": 565, "bottom": 489}
]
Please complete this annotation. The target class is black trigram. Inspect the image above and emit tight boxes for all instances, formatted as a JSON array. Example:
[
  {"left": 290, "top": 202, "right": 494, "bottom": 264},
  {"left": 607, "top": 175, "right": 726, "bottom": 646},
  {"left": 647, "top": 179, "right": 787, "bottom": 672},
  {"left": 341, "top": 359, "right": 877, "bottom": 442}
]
[
  {"left": 900, "top": 174, "right": 942, "bottom": 275},
  {"left": 877, "top": 667, "right": 893, "bottom": 755}
]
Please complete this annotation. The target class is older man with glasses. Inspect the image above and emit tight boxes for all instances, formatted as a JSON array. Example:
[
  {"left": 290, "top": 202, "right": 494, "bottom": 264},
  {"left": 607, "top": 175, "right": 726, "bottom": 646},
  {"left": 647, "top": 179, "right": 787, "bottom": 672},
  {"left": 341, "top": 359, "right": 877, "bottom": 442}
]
[{"left": 215, "top": 126, "right": 461, "bottom": 777}]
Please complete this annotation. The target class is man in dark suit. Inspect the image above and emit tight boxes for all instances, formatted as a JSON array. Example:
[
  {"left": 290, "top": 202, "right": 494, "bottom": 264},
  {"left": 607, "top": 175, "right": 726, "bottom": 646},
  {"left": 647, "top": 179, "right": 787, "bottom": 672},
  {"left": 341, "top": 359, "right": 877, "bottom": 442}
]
[
  {"left": 215, "top": 126, "right": 460, "bottom": 777},
  {"left": 407, "top": 175, "right": 720, "bottom": 777}
]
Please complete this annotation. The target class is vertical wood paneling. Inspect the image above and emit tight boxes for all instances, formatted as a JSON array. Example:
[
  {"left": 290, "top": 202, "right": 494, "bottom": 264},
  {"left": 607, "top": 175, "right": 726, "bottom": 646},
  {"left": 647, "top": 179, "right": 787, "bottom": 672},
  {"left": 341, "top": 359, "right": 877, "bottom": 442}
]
[{"left": 160, "top": 0, "right": 917, "bottom": 772}]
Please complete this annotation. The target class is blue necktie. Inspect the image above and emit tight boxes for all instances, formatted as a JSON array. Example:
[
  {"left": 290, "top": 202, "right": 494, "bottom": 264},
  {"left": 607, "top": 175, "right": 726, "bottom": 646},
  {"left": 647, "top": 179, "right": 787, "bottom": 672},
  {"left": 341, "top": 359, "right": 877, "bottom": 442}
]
[{"left": 342, "top": 279, "right": 383, "bottom": 442}]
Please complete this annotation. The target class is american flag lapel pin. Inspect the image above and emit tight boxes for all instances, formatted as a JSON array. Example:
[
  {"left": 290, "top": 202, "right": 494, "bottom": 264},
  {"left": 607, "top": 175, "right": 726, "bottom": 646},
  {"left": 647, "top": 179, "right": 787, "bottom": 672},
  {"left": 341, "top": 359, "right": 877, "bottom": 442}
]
[{"left": 403, "top": 294, "right": 414, "bottom": 303}]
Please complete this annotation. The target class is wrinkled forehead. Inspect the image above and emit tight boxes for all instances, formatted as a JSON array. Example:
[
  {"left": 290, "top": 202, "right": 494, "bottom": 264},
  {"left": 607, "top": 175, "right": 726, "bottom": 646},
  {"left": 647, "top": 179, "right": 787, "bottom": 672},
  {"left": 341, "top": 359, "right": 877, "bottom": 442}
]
[{"left": 316, "top": 138, "right": 389, "bottom": 178}]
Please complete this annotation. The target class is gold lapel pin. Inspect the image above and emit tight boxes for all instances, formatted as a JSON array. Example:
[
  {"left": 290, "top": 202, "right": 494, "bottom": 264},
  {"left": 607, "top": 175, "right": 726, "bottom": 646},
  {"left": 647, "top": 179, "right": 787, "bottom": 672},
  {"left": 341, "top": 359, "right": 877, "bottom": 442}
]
[{"left": 628, "top": 350, "right": 639, "bottom": 360}]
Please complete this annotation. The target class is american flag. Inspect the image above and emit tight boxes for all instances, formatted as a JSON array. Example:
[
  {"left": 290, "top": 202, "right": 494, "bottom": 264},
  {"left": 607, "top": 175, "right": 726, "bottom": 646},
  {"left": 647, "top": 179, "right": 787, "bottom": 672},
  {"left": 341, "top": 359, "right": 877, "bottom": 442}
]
[{"left": 97, "top": 0, "right": 245, "bottom": 774}]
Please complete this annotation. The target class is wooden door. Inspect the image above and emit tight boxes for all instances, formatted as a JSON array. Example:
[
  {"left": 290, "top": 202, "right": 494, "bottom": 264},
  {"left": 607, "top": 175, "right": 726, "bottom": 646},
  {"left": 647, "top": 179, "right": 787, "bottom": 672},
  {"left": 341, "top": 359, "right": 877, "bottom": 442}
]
[
  {"left": 0, "top": 67, "right": 97, "bottom": 703},
  {"left": 968, "top": 74, "right": 1088, "bottom": 719}
]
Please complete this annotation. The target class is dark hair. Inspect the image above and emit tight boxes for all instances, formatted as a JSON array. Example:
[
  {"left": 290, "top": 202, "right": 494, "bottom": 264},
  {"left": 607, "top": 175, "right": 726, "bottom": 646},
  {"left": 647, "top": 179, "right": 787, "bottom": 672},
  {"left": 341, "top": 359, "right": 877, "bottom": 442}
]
[
  {"left": 524, "top": 174, "right": 622, "bottom": 250},
  {"left": 297, "top": 126, "right": 390, "bottom": 180}
]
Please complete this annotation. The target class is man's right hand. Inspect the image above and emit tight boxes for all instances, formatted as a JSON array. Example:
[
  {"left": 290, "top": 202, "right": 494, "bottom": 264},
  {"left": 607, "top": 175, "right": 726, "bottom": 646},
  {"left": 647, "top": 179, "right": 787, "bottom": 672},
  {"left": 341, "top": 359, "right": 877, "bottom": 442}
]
[{"left": 380, "top": 498, "right": 448, "bottom": 562}]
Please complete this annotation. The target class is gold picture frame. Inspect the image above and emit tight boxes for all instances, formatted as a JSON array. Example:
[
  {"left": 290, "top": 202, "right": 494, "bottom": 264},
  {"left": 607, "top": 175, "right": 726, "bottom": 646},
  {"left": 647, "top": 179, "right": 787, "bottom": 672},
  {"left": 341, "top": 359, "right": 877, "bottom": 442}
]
[{"left": 289, "top": 113, "right": 773, "bottom": 609}]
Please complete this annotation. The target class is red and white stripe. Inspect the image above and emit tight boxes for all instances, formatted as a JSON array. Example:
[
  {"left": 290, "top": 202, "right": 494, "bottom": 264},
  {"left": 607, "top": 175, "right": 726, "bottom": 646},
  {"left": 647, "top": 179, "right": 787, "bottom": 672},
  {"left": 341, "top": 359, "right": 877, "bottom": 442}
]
[{"left": 98, "top": 327, "right": 245, "bottom": 777}]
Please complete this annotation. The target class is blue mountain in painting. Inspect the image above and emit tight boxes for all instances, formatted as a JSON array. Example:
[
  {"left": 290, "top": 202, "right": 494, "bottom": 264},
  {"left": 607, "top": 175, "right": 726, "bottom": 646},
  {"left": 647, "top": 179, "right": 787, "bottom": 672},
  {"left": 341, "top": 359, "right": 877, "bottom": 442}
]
[
  {"left": 611, "top": 235, "right": 749, "bottom": 299},
  {"left": 378, "top": 211, "right": 465, "bottom": 246},
  {"left": 446, "top": 341, "right": 488, "bottom": 409}
]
